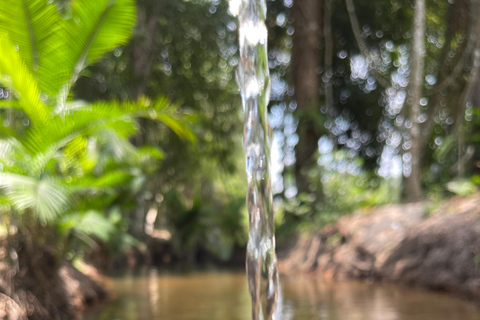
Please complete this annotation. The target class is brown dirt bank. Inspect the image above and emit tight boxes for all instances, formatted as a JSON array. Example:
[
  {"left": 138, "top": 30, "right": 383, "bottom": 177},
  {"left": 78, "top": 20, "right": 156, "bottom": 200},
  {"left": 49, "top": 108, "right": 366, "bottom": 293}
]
[
  {"left": 278, "top": 194, "right": 480, "bottom": 300},
  {"left": 0, "top": 253, "right": 106, "bottom": 320}
]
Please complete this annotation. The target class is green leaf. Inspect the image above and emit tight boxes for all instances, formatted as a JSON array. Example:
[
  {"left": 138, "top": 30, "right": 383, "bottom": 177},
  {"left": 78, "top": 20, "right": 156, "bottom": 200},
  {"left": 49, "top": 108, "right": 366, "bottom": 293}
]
[
  {"left": 68, "top": 170, "right": 133, "bottom": 189},
  {"left": 136, "top": 97, "right": 196, "bottom": 142},
  {"left": 69, "top": 99, "right": 196, "bottom": 142},
  {"left": 72, "top": 210, "right": 115, "bottom": 241},
  {"left": 0, "top": 173, "right": 69, "bottom": 222},
  {"left": 446, "top": 179, "right": 477, "bottom": 197},
  {"left": 0, "top": 34, "right": 49, "bottom": 126},
  {"left": 154, "top": 113, "right": 197, "bottom": 142},
  {"left": 0, "top": 138, "right": 32, "bottom": 174},
  {"left": 99, "top": 129, "right": 137, "bottom": 161},
  {"left": 0, "top": 0, "right": 61, "bottom": 75},
  {"left": 0, "top": 0, "right": 61, "bottom": 88},
  {"left": 137, "top": 146, "right": 165, "bottom": 160},
  {"left": 0, "top": 126, "right": 18, "bottom": 140},
  {"left": 17, "top": 103, "right": 140, "bottom": 172},
  {"left": 0, "top": 99, "right": 21, "bottom": 110},
  {"left": 55, "top": 0, "right": 136, "bottom": 110}
]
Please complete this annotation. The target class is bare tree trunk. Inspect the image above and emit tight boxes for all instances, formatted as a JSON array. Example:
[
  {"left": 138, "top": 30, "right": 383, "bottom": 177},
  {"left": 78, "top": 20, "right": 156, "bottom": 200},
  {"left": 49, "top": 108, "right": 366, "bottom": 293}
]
[
  {"left": 130, "top": 0, "right": 160, "bottom": 242},
  {"left": 324, "top": 0, "right": 334, "bottom": 119},
  {"left": 403, "top": 0, "right": 426, "bottom": 202},
  {"left": 419, "top": 0, "right": 479, "bottom": 180},
  {"left": 451, "top": 1, "right": 480, "bottom": 177},
  {"left": 132, "top": 1, "right": 160, "bottom": 100},
  {"left": 454, "top": 45, "right": 480, "bottom": 176},
  {"left": 292, "top": 0, "right": 322, "bottom": 195},
  {"left": 471, "top": 73, "right": 480, "bottom": 107}
]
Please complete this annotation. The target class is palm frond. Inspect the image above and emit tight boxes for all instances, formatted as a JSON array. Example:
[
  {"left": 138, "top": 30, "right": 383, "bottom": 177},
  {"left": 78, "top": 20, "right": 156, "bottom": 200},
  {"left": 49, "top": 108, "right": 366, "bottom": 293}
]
[
  {"left": 0, "top": 173, "right": 69, "bottom": 222},
  {"left": 137, "top": 146, "right": 164, "bottom": 160},
  {"left": 87, "top": 99, "right": 197, "bottom": 141},
  {"left": 0, "top": 0, "right": 60, "bottom": 79},
  {"left": 19, "top": 106, "right": 134, "bottom": 168},
  {"left": 72, "top": 0, "right": 136, "bottom": 66},
  {"left": 0, "top": 140, "right": 14, "bottom": 164},
  {"left": 0, "top": 138, "right": 33, "bottom": 175},
  {"left": 69, "top": 210, "right": 114, "bottom": 242},
  {"left": 0, "top": 34, "right": 49, "bottom": 126},
  {"left": 137, "top": 97, "right": 197, "bottom": 142},
  {"left": 153, "top": 114, "right": 197, "bottom": 142},
  {"left": 98, "top": 129, "right": 137, "bottom": 161},
  {"left": 55, "top": 0, "right": 136, "bottom": 110},
  {"left": 1, "top": 96, "right": 194, "bottom": 178},
  {"left": 68, "top": 170, "right": 133, "bottom": 189},
  {"left": 0, "top": 126, "right": 18, "bottom": 140},
  {"left": 0, "top": 99, "right": 21, "bottom": 110},
  {"left": 24, "top": 98, "right": 195, "bottom": 158}
]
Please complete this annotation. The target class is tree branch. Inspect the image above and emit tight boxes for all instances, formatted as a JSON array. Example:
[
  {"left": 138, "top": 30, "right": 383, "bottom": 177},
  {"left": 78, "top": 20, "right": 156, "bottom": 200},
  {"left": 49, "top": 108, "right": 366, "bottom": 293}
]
[
  {"left": 434, "top": 0, "right": 480, "bottom": 93},
  {"left": 345, "top": 0, "right": 391, "bottom": 89}
]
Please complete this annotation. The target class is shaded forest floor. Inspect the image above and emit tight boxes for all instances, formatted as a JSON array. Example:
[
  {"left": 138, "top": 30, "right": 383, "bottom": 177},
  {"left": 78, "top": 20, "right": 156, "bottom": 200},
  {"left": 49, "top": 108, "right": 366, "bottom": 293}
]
[{"left": 278, "top": 193, "right": 480, "bottom": 301}]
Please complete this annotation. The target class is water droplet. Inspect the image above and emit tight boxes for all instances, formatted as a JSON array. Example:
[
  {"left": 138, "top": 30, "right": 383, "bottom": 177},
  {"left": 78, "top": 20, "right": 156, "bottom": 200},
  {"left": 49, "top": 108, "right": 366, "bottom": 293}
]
[{"left": 338, "top": 50, "right": 348, "bottom": 59}]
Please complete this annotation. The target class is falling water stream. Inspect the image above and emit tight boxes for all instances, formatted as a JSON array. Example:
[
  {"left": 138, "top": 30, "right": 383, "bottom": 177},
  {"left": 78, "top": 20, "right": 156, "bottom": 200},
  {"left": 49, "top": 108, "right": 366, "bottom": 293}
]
[{"left": 228, "top": 0, "right": 279, "bottom": 319}]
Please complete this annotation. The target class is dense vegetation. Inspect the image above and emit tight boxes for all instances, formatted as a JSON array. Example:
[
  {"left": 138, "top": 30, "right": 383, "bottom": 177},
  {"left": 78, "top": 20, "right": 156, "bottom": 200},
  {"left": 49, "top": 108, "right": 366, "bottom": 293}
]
[{"left": 1, "top": 0, "right": 480, "bottom": 315}]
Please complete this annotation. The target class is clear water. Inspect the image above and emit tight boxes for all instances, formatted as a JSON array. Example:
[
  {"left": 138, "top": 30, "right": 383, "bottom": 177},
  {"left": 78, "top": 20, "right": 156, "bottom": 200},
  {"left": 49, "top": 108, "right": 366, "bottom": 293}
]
[
  {"left": 83, "top": 270, "right": 480, "bottom": 320},
  {"left": 229, "top": 0, "right": 278, "bottom": 319}
]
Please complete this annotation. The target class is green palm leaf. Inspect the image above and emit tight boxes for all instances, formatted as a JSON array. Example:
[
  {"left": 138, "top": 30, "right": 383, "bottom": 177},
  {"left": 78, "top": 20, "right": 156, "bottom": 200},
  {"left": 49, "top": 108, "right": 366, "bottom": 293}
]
[
  {"left": 85, "top": 171, "right": 133, "bottom": 188},
  {"left": 0, "top": 99, "right": 21, "bottom": 110},
  {"left": 70, "top": 0, "right": 136, "bottom": 66},
  {"left": 99, "top": 129, "right": 138, "bottom": 161},
  {"left": 0, "top": 173, "right": 69, "bottom": 222},
  {"left": 55, "top": 0, "right": 136, "bottom": 110},
  {"left": 0, "top": 126, "right": 18, "bottom": 140},
  {"left": 87, "top": 99, "right": 197, "bottom": 142},
  {"left": 0, "top": 34, "right": 49, "bottom": 126},
  {"left": 65, "top": 210, "right": 114, "bottom": 242},
  {"left": 137, "top": 146, "right": 165, "bottom": 160},
  {"left": 0, "top": 0, "right": 60, "bottom": 75},
  {"left": 0, "top": 140, "right": 14, "bottom": 165},
  {"left": 0, "top": 139, "right": 31, "bottom": 174},
  {"left": 154, "top": 114, "right": 196, "bottom": 142}
]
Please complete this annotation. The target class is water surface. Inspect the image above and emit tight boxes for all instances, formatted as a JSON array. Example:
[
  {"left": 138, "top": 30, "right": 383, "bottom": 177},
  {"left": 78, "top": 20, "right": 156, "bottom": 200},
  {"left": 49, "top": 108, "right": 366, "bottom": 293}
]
[{"left": 83, "top": 270, "right": 480, "bottom": 320}]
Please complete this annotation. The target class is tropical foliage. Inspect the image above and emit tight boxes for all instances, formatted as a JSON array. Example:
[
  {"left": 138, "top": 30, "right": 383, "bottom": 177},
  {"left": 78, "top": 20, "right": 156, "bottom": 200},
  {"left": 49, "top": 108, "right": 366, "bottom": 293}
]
[{"left": 0, "top": 0, "right": 193, "bottom": 263}]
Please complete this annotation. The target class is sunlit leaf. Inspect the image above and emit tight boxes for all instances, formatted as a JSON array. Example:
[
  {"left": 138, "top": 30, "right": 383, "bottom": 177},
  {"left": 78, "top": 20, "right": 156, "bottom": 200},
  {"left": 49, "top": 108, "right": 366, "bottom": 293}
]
[
  {"left": 0, "top": 34, "right": 49, "bottom": 126},
  {"left": 55, "top": 0, "right": 136, "bottom": 109},
  {"left": 0, "top": 0, "right": 61, "bottom": 76},
  {"left": 71, "top": 210, "right": 115, "bottom": 241},
  {"left": 0, "top": 173, "right": 69, "bottom": 222}
]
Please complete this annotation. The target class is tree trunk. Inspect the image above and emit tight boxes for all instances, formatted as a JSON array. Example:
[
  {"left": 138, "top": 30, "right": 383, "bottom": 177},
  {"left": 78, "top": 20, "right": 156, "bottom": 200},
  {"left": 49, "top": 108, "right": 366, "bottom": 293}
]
[
  {"left": 132, "top": 1, "right": 160, "bottom": 100},
  {"left": 130, "top": 0, "right": 160, "bottom": 241},
  {"left": 471, "top": 73, "right": 480, "bottom": 107},
  {"left": 324, "top": 0, "right": 334, "bottom": 119},
  {"left": 291, "top": 0, "right": 322, "bottom": 194},
  {"left": 454, "top": 46, "right": 480, "bottom": 176},
  {"left": 403, "top": 0, "right": 426, "bottom": 202}
]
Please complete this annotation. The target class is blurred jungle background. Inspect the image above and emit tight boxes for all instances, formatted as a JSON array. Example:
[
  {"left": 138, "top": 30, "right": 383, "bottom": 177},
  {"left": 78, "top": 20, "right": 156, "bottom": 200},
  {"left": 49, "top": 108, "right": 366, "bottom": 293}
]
[{"left": 2, "top": 0, "right": 480, "bottom": 319}]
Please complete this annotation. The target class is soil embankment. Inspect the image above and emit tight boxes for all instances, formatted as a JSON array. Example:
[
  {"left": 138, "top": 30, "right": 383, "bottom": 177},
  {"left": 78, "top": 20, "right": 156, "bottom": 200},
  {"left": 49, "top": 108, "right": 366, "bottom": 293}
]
[
  {"left": 0, "top": 257, "right": 106, "bottom": 320},
  {"left": 278, "top": 194, "right": 480, "bottom": 300}
]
